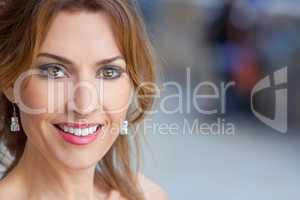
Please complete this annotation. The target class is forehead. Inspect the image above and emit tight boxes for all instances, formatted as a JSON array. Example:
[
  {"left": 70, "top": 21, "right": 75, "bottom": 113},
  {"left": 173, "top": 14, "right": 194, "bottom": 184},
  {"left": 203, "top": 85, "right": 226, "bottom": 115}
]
[{"left": 39, "top": 11, "right": 121, "bottom": 63}]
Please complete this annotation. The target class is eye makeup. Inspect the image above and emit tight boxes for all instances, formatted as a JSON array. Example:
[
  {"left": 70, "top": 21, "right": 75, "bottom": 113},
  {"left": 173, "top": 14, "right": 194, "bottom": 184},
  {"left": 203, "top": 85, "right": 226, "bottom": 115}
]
[
  {"left": 38, "top": 63, "right": 69, "bottom": 79},
  {"left": 96, "top": 65, "right": 126, "bottom": 80},
  {"left": 37, "top": 62, "right": 126, "bottom": 80}
]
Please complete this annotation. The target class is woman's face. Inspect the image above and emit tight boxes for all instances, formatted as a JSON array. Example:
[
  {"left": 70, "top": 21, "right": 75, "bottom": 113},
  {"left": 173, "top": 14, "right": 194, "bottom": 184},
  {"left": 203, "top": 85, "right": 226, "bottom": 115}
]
[{"left": 13, "top": 11, "right": 133, "bottom": 169}]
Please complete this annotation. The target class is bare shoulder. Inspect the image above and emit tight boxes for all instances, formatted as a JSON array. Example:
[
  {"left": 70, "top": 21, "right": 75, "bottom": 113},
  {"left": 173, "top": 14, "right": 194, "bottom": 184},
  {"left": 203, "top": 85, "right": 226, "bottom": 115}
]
[
  {"left": 137, "top": 173, "right": 169, "bottom": 200},
  {"left": 0, "top": 178, "right": 14, "bottom": 199},
  {"left": 0, "top": 175, "right": 24, "bottom": 200},
  {"left": 107, "top": 174, "right": 168, "bottom": 200}
]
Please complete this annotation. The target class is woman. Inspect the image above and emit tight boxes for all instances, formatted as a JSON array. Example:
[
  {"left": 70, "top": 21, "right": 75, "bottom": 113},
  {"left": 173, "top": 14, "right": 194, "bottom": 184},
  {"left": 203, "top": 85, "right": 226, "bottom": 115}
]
[{"left": 0, "top": 0, "right": 167, "bottom": 199}]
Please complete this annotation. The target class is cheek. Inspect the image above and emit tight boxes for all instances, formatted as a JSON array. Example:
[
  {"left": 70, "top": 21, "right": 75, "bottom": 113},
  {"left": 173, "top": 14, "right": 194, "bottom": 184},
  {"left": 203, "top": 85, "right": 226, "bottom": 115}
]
[
  {"left": 20, "top": 112, "right": 46, "bottom": 139},
  {"left": 101, "top": 76, "right": 134, "bottom": 113},
  {"left": 20, "top": 77, "right": 72, "bottom": 113},
  {"left": 100, "top": 77, "right": 133, "bottom": 135},
  {"left": 18, "top": 78, "right": 51, "bottom": 136},
  {"left": 20, "top": 77, "right": 49, "bottom": 111}
]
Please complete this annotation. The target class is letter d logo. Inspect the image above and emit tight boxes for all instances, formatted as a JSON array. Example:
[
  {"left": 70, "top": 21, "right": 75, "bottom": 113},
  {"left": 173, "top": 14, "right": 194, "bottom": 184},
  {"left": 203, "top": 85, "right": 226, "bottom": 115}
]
[{"left": 251, "top": 67, "right": 288, "bottom": 133}]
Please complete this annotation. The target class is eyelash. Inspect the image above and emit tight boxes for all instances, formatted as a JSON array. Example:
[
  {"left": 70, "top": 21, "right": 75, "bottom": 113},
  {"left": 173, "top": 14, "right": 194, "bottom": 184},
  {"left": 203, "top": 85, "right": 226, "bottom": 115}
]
[{"left": 38, "top": 63, "right": 125, "bottom": 80}]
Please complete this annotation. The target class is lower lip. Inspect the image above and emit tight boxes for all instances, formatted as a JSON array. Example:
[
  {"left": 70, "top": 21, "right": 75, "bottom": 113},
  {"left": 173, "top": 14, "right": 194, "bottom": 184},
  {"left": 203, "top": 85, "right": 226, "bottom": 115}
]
[{"left": 54, "top": 126, "right": 101, "bottom": 145}]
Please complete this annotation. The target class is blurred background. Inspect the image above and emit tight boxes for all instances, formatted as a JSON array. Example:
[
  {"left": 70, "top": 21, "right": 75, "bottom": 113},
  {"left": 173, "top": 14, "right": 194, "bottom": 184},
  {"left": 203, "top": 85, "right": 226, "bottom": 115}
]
[
  {"left": 0, "top": 0, "right": 299, "bottom": 199},
  {"left": 137, "top": 0, "right": 300, "bottom": 200}
]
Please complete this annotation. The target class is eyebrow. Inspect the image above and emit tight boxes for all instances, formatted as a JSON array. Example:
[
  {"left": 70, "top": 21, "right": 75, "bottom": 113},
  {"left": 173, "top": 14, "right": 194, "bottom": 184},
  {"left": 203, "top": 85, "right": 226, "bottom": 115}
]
[{"left": 37, "top": 53, "right": 125, "bottom": 67}]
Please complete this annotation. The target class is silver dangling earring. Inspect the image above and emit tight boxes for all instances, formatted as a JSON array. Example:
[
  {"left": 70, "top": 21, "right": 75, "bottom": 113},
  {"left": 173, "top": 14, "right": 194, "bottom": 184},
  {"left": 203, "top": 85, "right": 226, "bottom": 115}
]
[
  {"left": 10, "top": 104, "right": 20, "bottom": 133},
  {"left": 120, "top": 120, "right": 128, "bottom": 135}
]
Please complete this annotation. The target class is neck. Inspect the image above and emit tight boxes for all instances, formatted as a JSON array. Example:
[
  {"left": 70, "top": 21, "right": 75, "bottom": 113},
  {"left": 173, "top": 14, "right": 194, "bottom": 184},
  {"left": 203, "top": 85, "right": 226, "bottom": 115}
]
[{"left": 11, "top": 141, "right": 105, "bottom": 200}]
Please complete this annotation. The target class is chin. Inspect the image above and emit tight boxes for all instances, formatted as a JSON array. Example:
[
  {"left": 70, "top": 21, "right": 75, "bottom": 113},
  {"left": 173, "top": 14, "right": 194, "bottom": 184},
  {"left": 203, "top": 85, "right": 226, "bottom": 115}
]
[{"left": 53, "top": 148, "right": 102, "bottom": 171}]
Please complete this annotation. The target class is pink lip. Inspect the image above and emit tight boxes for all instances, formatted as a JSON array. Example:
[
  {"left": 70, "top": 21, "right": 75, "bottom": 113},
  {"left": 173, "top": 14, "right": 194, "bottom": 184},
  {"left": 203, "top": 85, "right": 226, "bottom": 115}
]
[{"left": 54, "top": 125, "right": 102, "bottom": 145}]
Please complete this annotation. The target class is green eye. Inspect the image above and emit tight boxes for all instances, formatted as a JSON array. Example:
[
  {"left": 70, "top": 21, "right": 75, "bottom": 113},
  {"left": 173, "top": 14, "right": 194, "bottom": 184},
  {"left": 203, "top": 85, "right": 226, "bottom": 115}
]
[
  {"left": 97, "top": 65, "right": 125, "bottom": 80},
  {"left": 38, "top": 64, "right": 67, "bottom": 79}
]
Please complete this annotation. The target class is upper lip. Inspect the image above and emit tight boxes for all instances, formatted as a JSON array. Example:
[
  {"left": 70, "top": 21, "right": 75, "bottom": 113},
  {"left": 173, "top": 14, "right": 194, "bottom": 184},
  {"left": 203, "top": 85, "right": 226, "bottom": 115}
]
[{"left": 55, "top": 123, "right": 101, "bottom": 129}]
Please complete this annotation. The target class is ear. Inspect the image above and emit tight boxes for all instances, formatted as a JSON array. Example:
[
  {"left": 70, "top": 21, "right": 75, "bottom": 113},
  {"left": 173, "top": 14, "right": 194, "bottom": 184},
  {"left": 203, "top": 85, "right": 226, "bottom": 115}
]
[{"left": 2, "top": 86, "right": 15, "bottom": 103}]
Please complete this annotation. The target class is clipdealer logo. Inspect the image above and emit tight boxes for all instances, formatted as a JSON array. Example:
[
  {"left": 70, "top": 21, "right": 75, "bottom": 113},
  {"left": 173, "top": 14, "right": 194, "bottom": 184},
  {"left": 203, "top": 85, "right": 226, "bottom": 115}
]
[{"left": 250, "top": 67, "right": 288, "bottom": 133}]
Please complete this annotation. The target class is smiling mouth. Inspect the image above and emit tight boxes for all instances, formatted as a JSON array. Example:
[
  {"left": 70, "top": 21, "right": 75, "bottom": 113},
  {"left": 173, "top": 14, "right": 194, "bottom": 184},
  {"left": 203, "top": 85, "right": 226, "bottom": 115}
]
[{"left": 53, "top": 124, "right": 102, "bottom": 137}]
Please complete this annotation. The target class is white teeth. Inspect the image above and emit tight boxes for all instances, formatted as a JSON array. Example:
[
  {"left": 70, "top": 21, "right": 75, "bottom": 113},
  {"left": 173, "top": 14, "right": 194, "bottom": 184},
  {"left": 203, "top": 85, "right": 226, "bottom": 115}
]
[
  {"left": 63, "top": 126, "right": 68, "bottom": 133},
  {"left": 57, "top": 124, "right": 100, "bottom": 136},
  {"left": 82, "top": 128, "right": 88, "bottom": 136},
  {"left": 74, "top": 128, "right": 80, "bottom": 136}
]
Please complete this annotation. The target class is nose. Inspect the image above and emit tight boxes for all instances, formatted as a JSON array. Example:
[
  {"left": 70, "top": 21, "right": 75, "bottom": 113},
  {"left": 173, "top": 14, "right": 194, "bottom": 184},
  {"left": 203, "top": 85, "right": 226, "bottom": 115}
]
[{"left": 67, "top": 81, "right": 99, "bottom": 117}]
